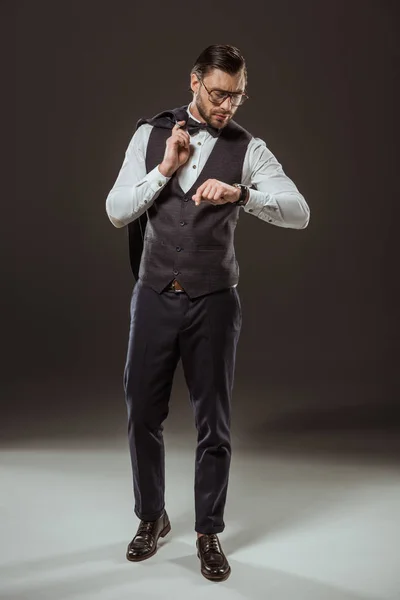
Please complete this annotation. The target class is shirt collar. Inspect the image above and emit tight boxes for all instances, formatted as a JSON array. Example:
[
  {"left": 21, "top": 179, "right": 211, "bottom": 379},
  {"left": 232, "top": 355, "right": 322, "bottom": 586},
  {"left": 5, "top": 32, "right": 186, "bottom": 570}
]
[{"left": 187, "top": 102, "right": 202, "bottom": 123}]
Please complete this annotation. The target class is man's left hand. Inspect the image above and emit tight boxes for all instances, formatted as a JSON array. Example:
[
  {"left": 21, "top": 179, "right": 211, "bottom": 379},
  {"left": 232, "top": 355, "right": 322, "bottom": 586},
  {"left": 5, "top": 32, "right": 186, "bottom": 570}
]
[{"left": 192, "top": 179, "right": 240, "bottom": 206}]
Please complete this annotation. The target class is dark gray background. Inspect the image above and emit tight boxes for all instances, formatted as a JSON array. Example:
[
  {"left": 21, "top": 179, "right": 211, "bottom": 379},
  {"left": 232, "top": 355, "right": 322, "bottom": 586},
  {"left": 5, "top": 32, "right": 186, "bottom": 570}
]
[{"left": 7, "top": 0, "right": 398, "bottom": 446}]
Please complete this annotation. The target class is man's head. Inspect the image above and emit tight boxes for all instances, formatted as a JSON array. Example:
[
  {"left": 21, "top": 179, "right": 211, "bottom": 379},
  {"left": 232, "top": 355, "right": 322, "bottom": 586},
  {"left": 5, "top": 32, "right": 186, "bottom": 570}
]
[{"left": 189, "top": 44, "right": 248, "bottom": 129}]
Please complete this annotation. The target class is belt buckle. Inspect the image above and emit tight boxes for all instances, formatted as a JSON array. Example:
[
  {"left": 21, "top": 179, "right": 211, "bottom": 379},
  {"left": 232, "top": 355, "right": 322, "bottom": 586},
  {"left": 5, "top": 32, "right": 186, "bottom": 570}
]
[{"left": 171, "top": 279, "right": 184, "bottom": 293}]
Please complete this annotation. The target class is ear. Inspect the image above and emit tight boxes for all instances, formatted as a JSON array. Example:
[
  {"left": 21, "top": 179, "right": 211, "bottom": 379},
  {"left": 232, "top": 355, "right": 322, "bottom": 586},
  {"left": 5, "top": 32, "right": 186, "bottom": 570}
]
[{"left": 190, "top": 73, "right": 200, "bottom": 94}]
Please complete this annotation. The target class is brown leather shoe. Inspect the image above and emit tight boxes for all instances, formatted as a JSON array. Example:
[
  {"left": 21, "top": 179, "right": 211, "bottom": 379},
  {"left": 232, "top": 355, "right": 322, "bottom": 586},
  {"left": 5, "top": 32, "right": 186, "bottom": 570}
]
[
  {"left": 196, "top": 534, "right": 231, "bottom": 581},
  {"left": 126, "top": 510, "right": 171, "bottom": 562}
]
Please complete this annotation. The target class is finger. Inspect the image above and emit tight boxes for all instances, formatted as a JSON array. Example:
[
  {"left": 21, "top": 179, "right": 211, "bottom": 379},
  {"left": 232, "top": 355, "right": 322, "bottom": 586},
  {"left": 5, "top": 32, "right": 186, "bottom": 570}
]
[
  {"left": 192, "top": 182, "right": 207, "bottom": 204},
  {"left": 173, "top": 120, "right": 186, "bottom": 131},
  {"left": 210, "top": 185, "right": 226, "bottom": 204},
  {"left": 202, "top": 184, "right": 213, "bottom": 200},
  {"left": 193, "top": 187, "right": 209, "bottom": 205},
  {"left": 213, "top": 186, "right": 223, "bottom": 200},
  {"left": 197, "top": 187, "right": 214, "bottom": 205},
  {"left": 175, "top": 129, "right": 190, "bottom": 145},
  {"left": 178, "top": 131, "right": 191, "bottom": 146},
  {"left": 210, "top": 187, "right": 222, "bottom": 203},
  {"left": 193, "top": 193, "right": 202, "bottom": 205},
  {"left": 174, "top": 123, "right": 190, "bottom": 144},
  {"left": 174, "top": 131, "right": 190, "bottom": 148}
]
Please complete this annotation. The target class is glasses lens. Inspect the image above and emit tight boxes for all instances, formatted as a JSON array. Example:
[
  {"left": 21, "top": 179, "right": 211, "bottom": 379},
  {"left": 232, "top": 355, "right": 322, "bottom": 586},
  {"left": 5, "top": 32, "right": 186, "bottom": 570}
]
[
  {"left": 209, "top": 90, "right": 227, "bottom": 104},
  {"left": 232, "top": 95, "right": 245, "bottom": 106},
  {"left": 209, "top": 90, "right": 246, "bottom": 106}
]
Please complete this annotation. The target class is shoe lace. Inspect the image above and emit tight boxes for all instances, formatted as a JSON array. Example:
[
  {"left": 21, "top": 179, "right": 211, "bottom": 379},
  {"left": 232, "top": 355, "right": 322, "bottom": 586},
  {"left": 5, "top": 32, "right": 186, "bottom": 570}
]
[
  {"left": 137, "top": 520, "right": 154, "bottom": 538},
  {"left": 202, "top": 534, "right": 220, "bottom": 554}
]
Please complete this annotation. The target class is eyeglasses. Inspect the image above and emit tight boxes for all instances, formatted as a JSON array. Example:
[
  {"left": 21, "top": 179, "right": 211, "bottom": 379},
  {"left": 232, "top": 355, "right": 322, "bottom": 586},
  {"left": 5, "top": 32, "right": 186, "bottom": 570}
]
[{"left": 198, "top": 78, "right": 249, "bottom": 107}]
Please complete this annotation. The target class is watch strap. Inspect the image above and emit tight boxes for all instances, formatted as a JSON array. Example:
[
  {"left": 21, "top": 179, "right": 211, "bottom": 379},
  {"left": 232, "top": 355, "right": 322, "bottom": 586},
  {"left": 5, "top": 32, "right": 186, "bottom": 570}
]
[{"left": 233, "top": 184, "right": 248, "bottom": 205}]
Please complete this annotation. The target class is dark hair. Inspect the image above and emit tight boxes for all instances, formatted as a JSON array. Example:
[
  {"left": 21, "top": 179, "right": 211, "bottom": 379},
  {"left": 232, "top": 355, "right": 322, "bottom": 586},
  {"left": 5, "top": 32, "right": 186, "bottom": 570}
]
[{"left": 191, "top": 44, "right": 247, "bottom": 85}]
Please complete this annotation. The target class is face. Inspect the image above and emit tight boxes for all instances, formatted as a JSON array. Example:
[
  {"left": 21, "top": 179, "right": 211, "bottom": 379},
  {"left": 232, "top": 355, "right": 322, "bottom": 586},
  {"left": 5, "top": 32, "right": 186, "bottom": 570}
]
[{"left": 190, "top": 68, "right": 246, "bottom": 129}]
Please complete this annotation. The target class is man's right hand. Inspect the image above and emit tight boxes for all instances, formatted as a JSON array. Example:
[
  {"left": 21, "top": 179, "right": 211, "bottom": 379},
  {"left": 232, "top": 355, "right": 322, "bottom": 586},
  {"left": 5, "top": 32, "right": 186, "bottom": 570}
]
[{"left": 158, "top": 121, "right": 191, "bottom": 177}]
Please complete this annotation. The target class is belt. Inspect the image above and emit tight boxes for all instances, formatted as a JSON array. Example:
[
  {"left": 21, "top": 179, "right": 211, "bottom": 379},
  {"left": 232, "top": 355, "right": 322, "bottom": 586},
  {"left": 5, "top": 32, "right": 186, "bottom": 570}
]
[{"left": 166, "top": 279, "right": 186, "bottom": 293}]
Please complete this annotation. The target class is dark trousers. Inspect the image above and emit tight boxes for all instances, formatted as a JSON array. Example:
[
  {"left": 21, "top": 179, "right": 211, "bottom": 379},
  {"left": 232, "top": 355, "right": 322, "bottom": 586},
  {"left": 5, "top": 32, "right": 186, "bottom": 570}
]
[{"left": 123, "top": 278, "right": 242, "bottom": 534}]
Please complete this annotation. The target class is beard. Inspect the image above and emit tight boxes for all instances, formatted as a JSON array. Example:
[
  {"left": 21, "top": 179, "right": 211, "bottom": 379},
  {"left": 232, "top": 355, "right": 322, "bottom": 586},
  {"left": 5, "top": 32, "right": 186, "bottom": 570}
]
[{"left": 194, "top": 94, "right": 232, "bottom": 129}]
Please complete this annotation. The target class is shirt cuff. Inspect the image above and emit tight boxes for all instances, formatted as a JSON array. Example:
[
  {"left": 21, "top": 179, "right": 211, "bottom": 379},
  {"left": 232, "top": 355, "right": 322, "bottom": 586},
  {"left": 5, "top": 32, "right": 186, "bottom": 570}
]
[
  {"left": 145, "top": 165, "right": 171, "bottom": 193},
  {"left": 243, "top": 189, "right": 282, "bottom": 223}
]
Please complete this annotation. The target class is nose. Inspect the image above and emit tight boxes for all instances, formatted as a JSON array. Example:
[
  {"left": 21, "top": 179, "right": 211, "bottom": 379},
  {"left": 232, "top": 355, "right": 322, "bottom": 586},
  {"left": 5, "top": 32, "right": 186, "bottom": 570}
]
[{"left": 219, "top": 96, "right": 233, "bottom": 111}]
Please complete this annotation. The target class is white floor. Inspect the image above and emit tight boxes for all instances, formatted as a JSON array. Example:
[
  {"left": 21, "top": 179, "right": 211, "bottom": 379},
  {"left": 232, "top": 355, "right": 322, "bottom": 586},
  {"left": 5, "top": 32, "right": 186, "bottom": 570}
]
[{"left": 1, "top": 431, "right": 399, "bottom": 600}]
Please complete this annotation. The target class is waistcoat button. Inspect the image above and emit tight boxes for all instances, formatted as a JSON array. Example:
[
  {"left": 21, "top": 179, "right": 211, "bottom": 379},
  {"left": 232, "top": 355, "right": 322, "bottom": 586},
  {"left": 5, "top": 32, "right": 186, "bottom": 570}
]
[
  {"left": 180, "top": 221, "right": 185, "bottom": 226},
  {"left": 176, "top": 246, "right": 182, "bottom": 252}
]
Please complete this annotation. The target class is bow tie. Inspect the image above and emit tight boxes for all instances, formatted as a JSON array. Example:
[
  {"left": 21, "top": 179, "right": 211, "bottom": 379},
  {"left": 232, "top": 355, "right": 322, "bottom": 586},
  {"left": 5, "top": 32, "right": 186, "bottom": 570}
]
[{"left": 185, "top": 117, "right": 221, "bottom": 138}]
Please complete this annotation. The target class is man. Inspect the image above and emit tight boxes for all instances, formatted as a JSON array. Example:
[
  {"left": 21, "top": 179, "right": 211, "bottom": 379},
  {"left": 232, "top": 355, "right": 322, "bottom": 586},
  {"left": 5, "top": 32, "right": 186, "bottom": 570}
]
[{"left": 106, "top": 44, "right": 310, "bottom": 582}]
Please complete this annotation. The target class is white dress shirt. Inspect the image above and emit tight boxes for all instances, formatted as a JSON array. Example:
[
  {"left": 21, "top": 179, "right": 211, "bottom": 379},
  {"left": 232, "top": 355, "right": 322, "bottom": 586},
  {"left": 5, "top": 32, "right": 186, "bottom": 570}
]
[{"left": 106, "top": 103, "right": 310, "bottom": 230}]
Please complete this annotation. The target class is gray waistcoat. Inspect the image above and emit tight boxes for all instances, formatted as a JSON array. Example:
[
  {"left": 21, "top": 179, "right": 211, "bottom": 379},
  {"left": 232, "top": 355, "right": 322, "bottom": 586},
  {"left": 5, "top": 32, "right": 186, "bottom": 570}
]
[{"left": 131, "top": 105, "right": 252, "bottom": 299}]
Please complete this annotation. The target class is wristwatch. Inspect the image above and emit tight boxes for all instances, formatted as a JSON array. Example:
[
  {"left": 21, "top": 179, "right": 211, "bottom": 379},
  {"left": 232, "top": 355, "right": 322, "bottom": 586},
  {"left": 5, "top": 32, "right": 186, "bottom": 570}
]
[{"left": 232, "top": 183, "right": 249, "bottom": 206}]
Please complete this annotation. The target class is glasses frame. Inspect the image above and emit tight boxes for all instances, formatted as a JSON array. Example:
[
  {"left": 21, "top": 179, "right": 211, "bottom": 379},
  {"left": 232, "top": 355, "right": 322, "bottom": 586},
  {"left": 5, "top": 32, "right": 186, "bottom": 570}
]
[{"left": 198, "top": 77, "right": 249, "bottom": 107}]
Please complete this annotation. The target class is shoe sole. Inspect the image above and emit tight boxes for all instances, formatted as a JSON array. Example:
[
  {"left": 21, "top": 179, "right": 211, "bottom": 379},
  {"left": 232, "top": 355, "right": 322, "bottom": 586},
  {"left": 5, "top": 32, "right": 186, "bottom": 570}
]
[
  {"left": 197, "top": 552, "right": 231, "bottom": 582},
  {"left": 126, "top": 522, "right": 171, "bottom": 562}
]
